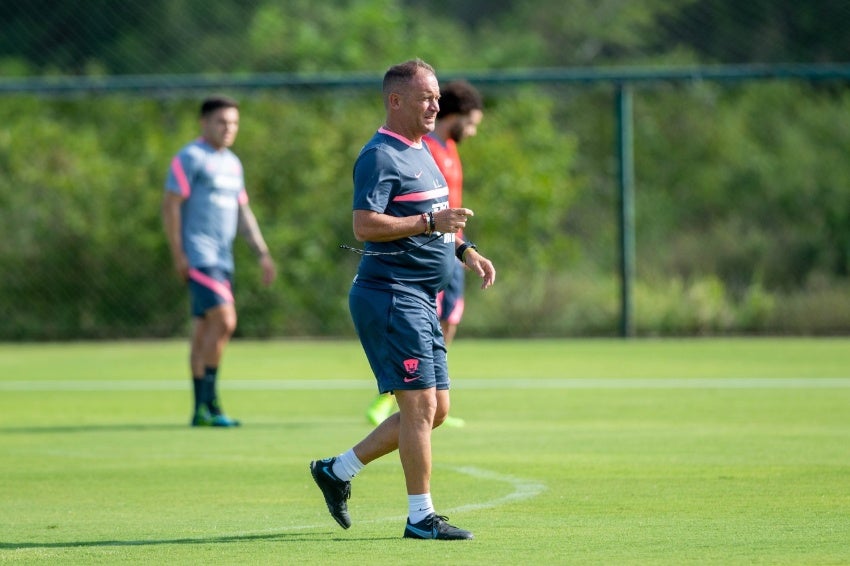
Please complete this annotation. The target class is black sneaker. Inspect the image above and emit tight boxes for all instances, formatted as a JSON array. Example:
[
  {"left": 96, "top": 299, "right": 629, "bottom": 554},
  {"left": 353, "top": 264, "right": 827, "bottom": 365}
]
[
  {"left": 403, "top": 513, "right": 474, "bottom": 540},
  {"left": 309, "top": 458, "right": 352, "bottom": 529}
]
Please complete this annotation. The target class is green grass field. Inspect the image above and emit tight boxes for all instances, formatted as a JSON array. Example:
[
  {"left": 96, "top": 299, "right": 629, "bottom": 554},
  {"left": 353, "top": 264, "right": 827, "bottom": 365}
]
[{"left": 1, "top": 338, "right": 849, "bottom": 565}]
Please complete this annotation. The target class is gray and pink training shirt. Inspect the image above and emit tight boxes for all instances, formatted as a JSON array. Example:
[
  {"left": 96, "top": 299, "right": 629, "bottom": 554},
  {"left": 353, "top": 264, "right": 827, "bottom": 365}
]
[{"left": 165, "top": 138, "right": 248, "bottom": 272}]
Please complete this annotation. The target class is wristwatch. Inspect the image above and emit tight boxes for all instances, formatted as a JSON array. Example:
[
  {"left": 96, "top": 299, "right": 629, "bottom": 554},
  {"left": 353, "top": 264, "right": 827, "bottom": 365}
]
[{"left": 455, "top": 241, "right": 478, "bottom": 261}]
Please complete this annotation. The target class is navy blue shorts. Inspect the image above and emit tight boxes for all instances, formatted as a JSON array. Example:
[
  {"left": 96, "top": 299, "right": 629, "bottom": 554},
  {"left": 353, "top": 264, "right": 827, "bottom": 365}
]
[
  {"left": 349, "top": 284, "right": 449, "bottom": 394},
  {"left": 188, "top": 267, "right": 234, "bottom": 318},
  {"left": 437, "top": 260, "right": 465, "bottom": 324}
]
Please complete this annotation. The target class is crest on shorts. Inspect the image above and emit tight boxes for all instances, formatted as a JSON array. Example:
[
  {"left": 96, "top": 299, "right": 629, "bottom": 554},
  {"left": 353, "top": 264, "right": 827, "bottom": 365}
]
[{"left": 403, "top": 358, "right": 420, "bottom": 374}]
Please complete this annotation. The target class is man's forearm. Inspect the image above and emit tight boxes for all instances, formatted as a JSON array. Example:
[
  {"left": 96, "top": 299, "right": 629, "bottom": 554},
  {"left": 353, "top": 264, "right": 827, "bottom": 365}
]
[{"left": 238, "top": 205, "right": 270, "bottom": 257}]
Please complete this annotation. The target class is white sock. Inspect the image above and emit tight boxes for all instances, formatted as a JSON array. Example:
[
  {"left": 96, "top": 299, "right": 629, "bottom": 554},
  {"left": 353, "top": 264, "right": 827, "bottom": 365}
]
[
  {"left": 331, "top": 449, "right": 364, "bottom": 482},
  {"left": 408, "top": 493, "right": 434, "bottom": 524}
]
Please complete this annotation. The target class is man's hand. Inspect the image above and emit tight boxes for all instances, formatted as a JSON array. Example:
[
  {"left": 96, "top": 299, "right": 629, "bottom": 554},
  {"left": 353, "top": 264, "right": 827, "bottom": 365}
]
[
  {"left": 463, "top": 248, "right": 496, "bottom": 289},
  {"left": 434, "top": 208, "right": 474, "bottom": 234},
  {"left": 172, "top": 252, "right": 190, "bottom": 282},
  {"left": 259, "top": 253, "right": 276, "bottom": 287}
]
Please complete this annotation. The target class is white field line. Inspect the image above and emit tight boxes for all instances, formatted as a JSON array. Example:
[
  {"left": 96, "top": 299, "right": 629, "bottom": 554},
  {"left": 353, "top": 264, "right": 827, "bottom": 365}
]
[
  {"left": 224, "top": 464, "right": 546, "bottom": 537},
  {"left": 343, "top": 465, "right": 547, "bottom": 524},
  {"left": 1, "top": 377, "right": 850, "bottom": 391},
  {"left": 444, "top": 466, "right": 547, "bottom": 513},
  {"left": 1, "top": 465, "right": 546, "bottom": 543}
]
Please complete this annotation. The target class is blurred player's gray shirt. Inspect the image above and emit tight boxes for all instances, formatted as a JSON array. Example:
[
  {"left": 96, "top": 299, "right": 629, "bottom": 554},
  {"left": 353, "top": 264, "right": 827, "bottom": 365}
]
[{"left": 165, "top": 138, "right": 247, "bottom": 272}]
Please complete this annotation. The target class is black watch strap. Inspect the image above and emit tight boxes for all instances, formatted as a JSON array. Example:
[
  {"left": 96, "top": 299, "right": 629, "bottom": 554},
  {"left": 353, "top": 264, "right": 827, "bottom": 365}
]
[{"left": 456, "top": 242, "right": 478, "bottom": 261}]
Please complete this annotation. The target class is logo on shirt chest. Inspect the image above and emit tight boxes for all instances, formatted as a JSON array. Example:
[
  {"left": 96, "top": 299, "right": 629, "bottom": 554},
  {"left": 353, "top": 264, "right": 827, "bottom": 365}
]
[
  {"left": 209, "top": 191, "right": 238, "bottom": 210},
  {"left": 204, "top": 158, "right": 243, "bottom": 193},
  {"left": 211, "top": 173, "right": 242, "bottom": 192}
]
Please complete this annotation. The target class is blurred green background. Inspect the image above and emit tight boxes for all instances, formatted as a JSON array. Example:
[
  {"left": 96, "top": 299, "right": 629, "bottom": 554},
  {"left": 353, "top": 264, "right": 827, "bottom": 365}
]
[{"left": 2, "top": 0, "right": 850, "bottom": 339}]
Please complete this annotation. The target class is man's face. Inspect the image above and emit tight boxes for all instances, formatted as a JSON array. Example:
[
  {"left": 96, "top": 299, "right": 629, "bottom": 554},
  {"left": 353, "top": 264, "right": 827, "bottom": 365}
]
[
  {"left": 449, "top": 108, "right": 484, "bottom": 143},
  {"left": 396, "top": 70, "right": 441, "bottom": 138},
  {"left": 201, "top": 106, "right": 240, "bottom": 150}
]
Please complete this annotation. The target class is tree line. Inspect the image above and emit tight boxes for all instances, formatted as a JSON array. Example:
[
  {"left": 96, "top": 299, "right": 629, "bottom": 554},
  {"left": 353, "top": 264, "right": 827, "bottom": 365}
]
[{"left": 3, "top": 1, "right": 850, "bottom": 76}]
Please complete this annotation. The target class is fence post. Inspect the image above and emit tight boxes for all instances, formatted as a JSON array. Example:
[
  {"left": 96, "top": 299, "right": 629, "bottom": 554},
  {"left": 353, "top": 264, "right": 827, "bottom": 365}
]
[{"left": 616, "top": 83, "right": 636, "bottom": 337}]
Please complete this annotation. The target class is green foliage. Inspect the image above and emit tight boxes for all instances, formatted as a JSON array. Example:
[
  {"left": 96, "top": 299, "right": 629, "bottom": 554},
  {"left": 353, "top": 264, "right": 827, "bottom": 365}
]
[
  {"left": 463, "top": 89, "right": 580, "bottom": 268},
  {"left": 499, "top": 0, "right": 697, "bottom": 65},
  {"left": 0, "top": 97, "right": 186, "bottom": 339},
  {"left": 244, "top": 0, "right": 476, "bottom": 73},
  {"left": 456, "top": 90, "right": 587, "bottom": 336},
  {"left": 3, "top": 77, "right": 850, "bottom": 338},
  {"left": 2, "top": 1, "right": 850, "bottom": 337},
  {"left": 662, "top": 0, "right": 850, "bottom": 63},
  {"left": 248, "top": 0, "right": 407, "bottom": 72},
  {"left": 233, "top": 93, "right": 377, "bottom": 336},
  {"left": 0, "top": 89, "right": 584, "bottom": 339},
  {"left": 10, "top": 0, "right": 850, "bottom": 77},
  {"left": 633, "top": 82, "right": 850, "bottom": 293}
]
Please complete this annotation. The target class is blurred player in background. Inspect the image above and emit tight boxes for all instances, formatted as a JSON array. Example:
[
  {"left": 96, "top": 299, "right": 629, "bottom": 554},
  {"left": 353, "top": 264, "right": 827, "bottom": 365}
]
[
  {"left": 366, "top": 79, "right": 484, "bottom": 428},
  {"left": 162, "top": 95, "right": 276, "bottom": 427}
]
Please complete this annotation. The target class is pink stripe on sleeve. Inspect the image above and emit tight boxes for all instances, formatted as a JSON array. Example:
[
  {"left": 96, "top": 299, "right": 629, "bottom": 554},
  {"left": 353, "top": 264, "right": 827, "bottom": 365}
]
[
  {"left": 170, "top": 156, "right": 191, "bottom": 198},
  {"left": 392, "top": 187, "right": 449, "bottom": 202},
  {"left": 238, "top": 189, "right": 249, "bottom": 205},
  {"left": 188, "top": 268, "right": 234, "bottom": 303}
]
